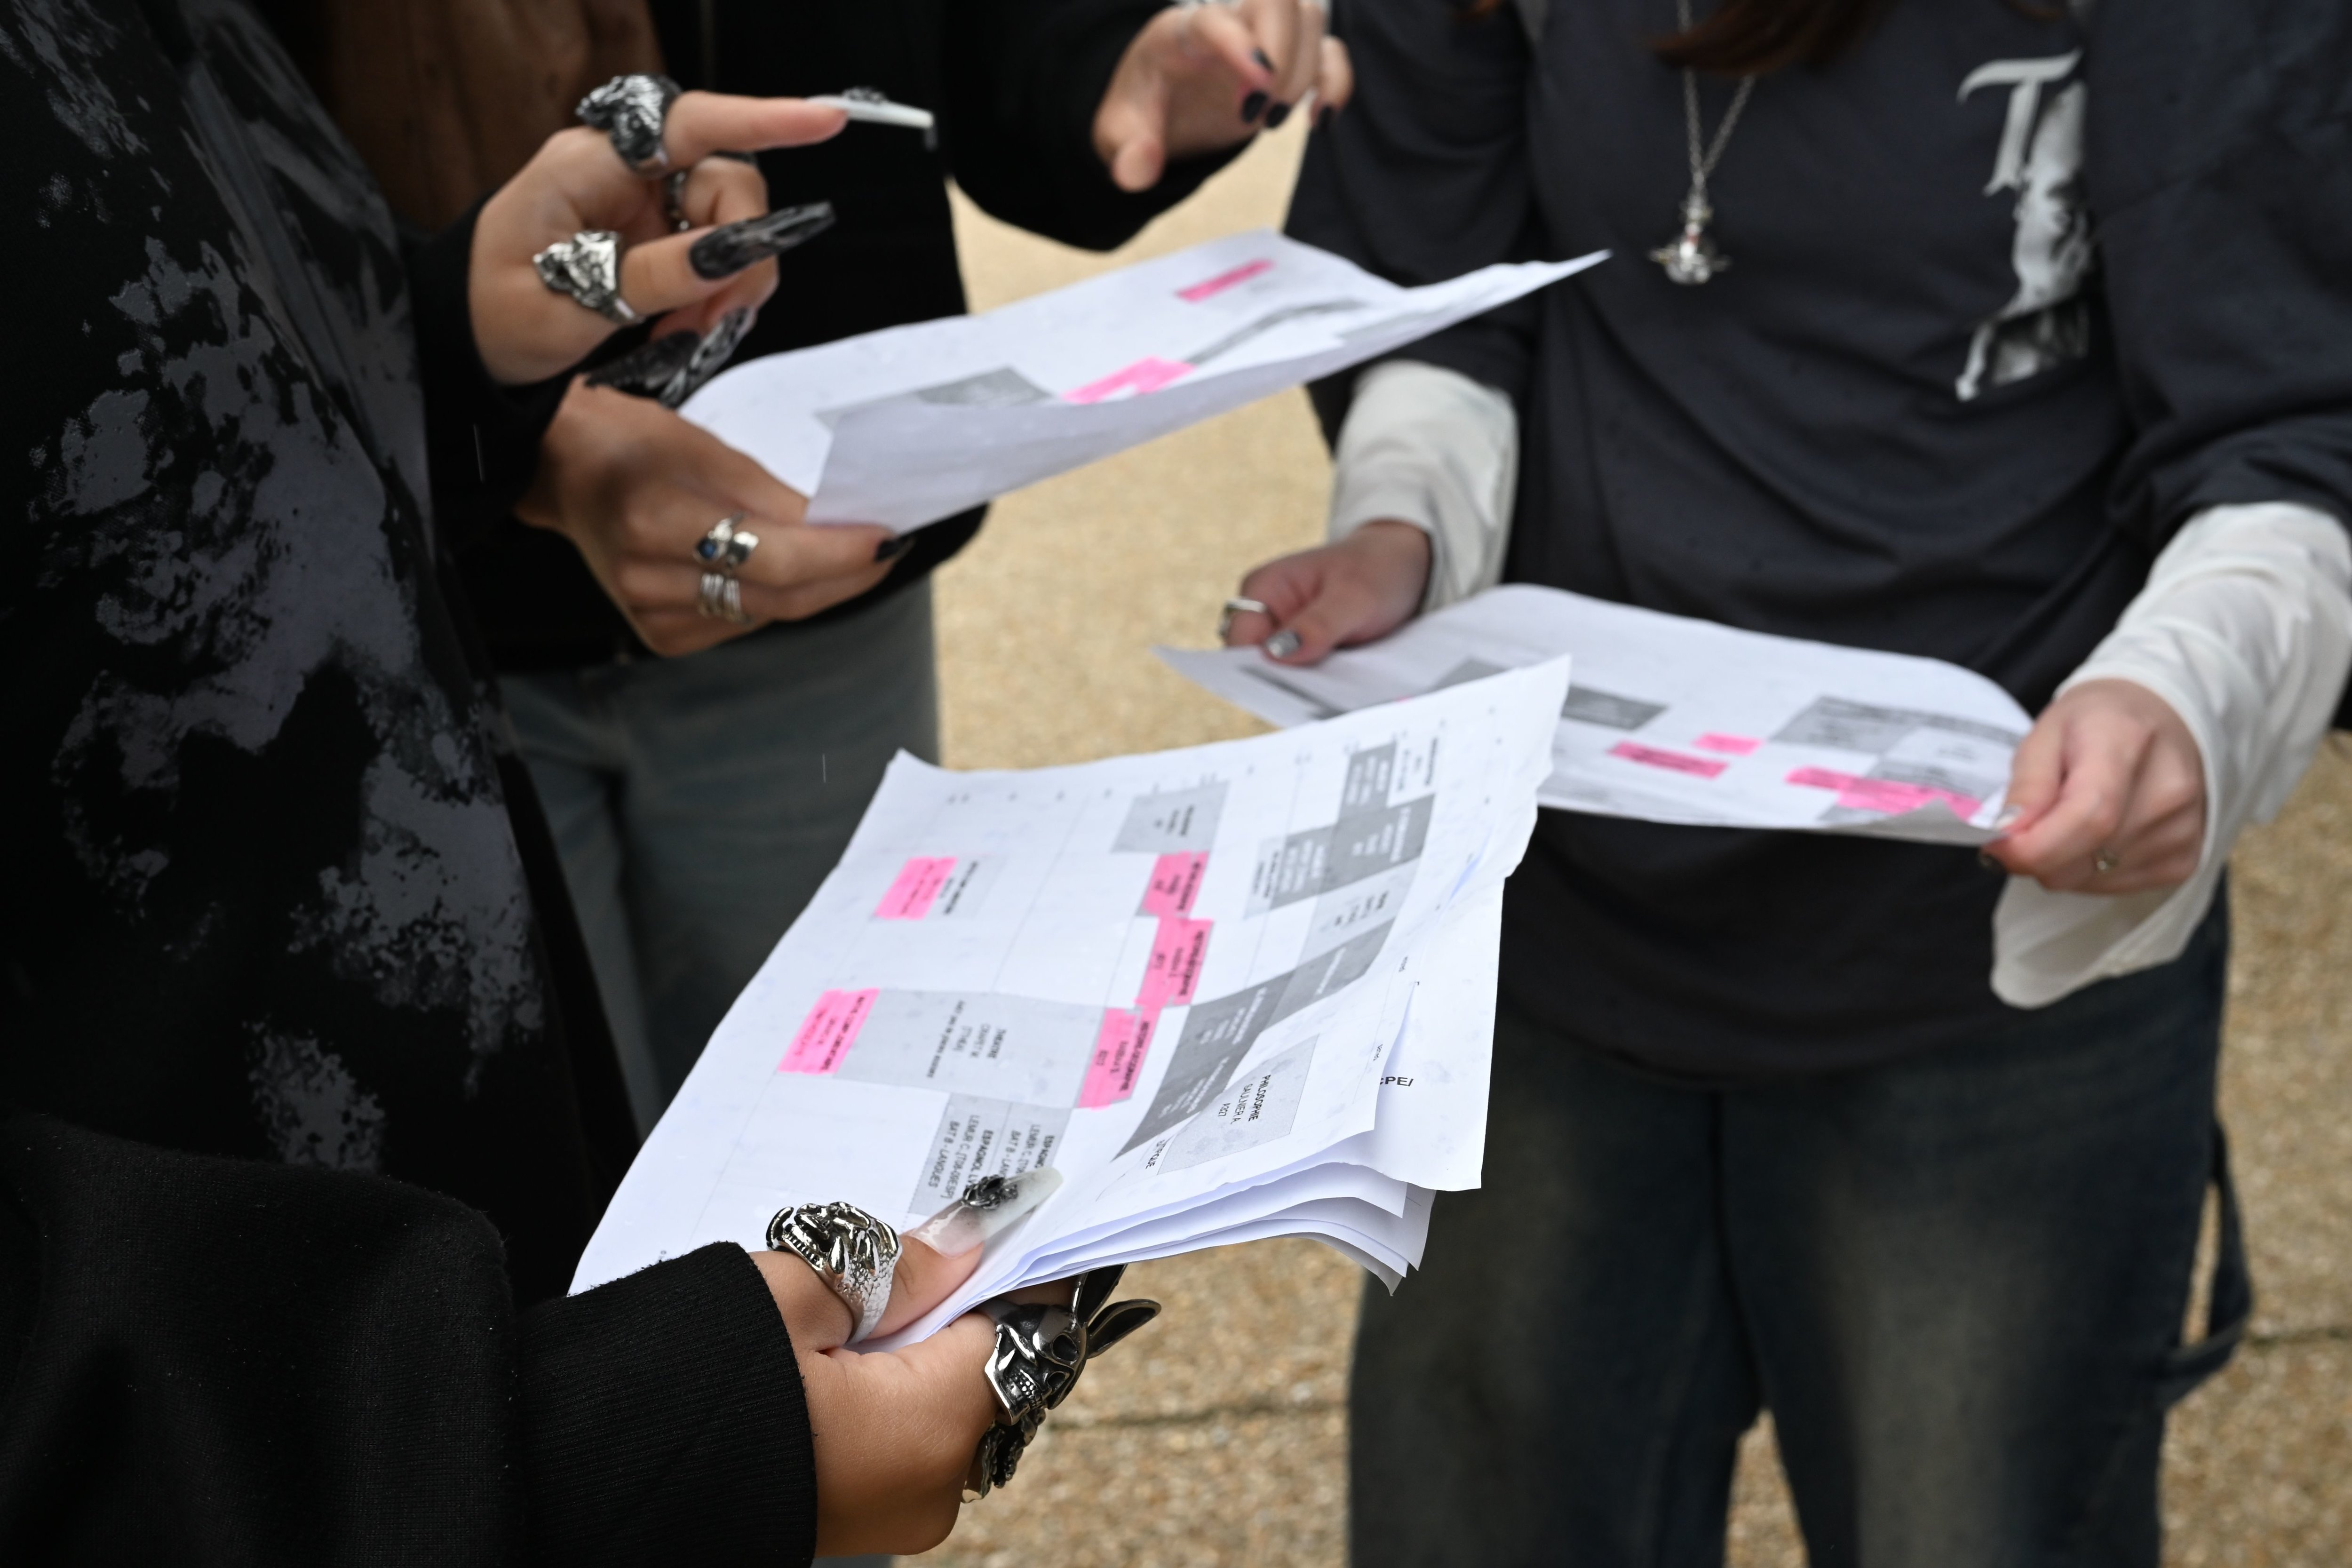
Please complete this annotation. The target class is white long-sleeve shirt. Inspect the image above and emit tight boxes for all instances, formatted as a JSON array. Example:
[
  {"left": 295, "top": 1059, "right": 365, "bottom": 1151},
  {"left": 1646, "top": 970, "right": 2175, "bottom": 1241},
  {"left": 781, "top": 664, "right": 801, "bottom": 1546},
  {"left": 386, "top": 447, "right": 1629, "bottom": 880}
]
[{"left": 1327, "top": 360, "right": 2352, "bottom": 1007}]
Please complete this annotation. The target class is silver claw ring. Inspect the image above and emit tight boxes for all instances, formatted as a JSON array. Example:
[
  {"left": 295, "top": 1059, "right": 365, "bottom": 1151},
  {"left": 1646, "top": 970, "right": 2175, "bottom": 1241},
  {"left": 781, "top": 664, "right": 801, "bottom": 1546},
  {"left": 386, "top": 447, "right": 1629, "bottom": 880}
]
[
  {"left": 532, "top": 230, "right": 639, "bottom": 325},
  {"left": 768, "top": 1201, "right": 901, "bottom": 1342},
  {"left": 964, "top": 1265, "right": 1162, "bottom": 1500},
  {"left": 577, "top": 72, "right": 682, "bottom": 175}
]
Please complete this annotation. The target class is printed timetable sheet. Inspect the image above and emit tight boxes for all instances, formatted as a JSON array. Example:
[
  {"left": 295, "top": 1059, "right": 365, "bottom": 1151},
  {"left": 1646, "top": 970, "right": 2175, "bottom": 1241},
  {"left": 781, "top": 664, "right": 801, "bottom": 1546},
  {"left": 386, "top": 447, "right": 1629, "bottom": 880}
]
[
  {"left": 1161, "top": 585, "right": 2036, "bottom": 845},
  {"left": 681, "top": 230, "right": 1604, "bottom": 531},
  {"left": 573, "top": 660, "right": 1571, "bottom": 1345}
]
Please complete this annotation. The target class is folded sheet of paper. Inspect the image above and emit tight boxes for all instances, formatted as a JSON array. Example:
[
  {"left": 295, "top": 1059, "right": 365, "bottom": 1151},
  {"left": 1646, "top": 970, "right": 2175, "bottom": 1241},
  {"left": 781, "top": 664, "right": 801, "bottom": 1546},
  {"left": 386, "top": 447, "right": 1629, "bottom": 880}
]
[
  {"left": 1160, "top": 585, "right": 2035, "bottom": 845},
  {"left": 679, "top": 230, "right": 1604, "bottom": 531},
  {"left": 572, "top": 659, "right": 1573, "bottom": 1345}
]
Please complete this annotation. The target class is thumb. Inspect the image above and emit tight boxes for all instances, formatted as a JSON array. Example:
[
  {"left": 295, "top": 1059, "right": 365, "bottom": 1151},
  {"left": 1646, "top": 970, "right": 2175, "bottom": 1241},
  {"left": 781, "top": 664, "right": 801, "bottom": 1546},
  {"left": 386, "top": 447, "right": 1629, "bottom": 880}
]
[
  {"left": 1996, "top": 703, "right": 2070, "bottom": 838},
  {"left": 1111, "top": 129, "right": 1168, "bottom": 193},
  {"left": 1266, "top": 582, "right": 1365, "bottom": 665}
]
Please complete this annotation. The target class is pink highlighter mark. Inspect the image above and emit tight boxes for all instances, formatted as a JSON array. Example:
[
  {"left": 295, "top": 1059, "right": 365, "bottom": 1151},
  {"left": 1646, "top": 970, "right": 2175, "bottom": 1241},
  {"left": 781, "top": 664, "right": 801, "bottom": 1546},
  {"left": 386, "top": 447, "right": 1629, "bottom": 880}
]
[
  {"left": 875, "top": 855, "right": 955, "bottom": 919},
  {"left": 1065, "top": 356, "right": 1193, "bottom": 405},
  {"left": 1137, "top": 918, "right": 1213, "bottom": 1011},
  {"left": 1080, "top": 1008, "right": 1158, "bottom": 1108},
  {"left": 1176, "top": 257, "right": 1274, "bottom": 302},
  {"left": 1694, "top": 733, "right": 1763, "bottom": 756},
  {"left": 1140, "top": 852, "right": 1208, "bottom": 918},
  {"left": 781, "top": 988, "right": 877, "bottom": 1075},
  {"left": 1609, "top": 740, "right": 1729, "bottom": 779},
  {"left": 1787, "top": 767, "right": 1981, "bottom": 820}
]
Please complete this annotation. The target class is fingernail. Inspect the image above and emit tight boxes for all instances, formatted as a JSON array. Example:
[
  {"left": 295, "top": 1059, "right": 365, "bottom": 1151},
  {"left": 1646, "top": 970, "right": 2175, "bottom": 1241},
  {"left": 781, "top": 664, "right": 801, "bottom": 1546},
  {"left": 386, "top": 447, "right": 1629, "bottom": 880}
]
[
  {"left": 674, "top": 306, "right": 754, "bottom": 405},
  {"left": 1241, "top": 90, "right": 1269, "bottom": 124},
  {"left": 585, "top": 329, "right": 700, "bottom": 401},
  {"left": 1978, "top": 849, "right": 2004, "bottom": 873},
  {"left": 688, "top": 200, "right": 837, "bottom": 280},
  {"left": 873, "top": 533, "right": 909, "bottom": 562},
  {"left": 1252, "top": 48, "right": 1275, "bottom": 72},
  {"left": 1265, "top": 629, "right": 1302, "bottom": 658},
  {"left": 1992, "top": 804, "right": 2023, "bottom": 832},
  {"left": 1264, "top": 101, "right": 1292, "bottom": 128},
  {"left": 906, "top": 1168, "right": 1064, "bottom": 1258}
]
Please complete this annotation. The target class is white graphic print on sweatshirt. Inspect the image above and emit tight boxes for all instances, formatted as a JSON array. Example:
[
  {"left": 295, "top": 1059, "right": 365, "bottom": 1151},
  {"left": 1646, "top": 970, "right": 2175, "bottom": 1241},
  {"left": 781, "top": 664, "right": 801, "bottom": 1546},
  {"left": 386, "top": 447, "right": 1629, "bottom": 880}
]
[{"left": 1955, "top": 51, "right": 2093, "bottom": 401}]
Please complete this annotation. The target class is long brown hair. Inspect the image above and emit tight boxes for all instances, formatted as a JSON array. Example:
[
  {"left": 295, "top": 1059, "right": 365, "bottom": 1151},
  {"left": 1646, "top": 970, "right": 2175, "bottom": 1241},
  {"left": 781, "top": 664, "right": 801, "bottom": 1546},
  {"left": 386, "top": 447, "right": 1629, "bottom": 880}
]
[
  {"left": 1465, "top": 0, "right": 1891, "bottom": 75},
  {"left": 1652, "top": 0, "right": 1892, "bottom": 73}
]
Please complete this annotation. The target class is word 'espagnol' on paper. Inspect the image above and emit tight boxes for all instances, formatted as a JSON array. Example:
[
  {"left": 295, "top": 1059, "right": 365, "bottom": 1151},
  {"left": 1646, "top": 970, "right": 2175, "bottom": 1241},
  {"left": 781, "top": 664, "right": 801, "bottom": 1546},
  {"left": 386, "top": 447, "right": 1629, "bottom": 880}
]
[
  {"left": 679, "top": 230, "right": 1604, "bottom": 532},
  {"left": 1160, "top": 585, "right": 2035, "bottom": 845},
  {"left": 572, "top": 659, "right": 1573, "bottom": 1345}
]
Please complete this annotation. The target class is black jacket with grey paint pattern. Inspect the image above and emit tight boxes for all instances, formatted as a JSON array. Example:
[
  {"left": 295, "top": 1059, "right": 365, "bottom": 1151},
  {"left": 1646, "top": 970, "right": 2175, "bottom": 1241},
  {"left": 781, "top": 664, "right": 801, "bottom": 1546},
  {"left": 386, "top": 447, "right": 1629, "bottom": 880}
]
[{"left": 0, "top": 0, "right": 637, "bottom": 1304}]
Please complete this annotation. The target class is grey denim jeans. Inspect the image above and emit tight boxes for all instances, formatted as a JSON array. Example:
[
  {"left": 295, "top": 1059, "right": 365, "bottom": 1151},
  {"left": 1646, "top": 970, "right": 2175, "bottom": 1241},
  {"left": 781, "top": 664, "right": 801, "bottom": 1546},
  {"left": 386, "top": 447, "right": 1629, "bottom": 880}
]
[
  {"left": 501, "top": 583, "right": 940, "bottom": 1133},
  {"left": 1351, "top": 900, "right": 2244, "bottom": 1567}
]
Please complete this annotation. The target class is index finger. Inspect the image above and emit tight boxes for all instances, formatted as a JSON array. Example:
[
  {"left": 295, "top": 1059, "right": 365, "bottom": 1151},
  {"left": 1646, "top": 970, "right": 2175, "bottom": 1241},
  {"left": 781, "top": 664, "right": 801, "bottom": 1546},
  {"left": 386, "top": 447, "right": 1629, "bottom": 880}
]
[
  {"left": 1233, "top": 0, "right": 1303, "bottom": 91},
  {"left": 660, "top": 92, "right": 848, "bottom": 166}
]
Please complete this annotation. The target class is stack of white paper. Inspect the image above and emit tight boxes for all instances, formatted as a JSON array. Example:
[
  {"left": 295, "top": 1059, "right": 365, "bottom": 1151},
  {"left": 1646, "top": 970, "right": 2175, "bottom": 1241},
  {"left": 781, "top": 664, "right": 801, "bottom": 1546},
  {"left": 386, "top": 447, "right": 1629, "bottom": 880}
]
[
  {"left": 572, "top": 660, "right": 1573, "bottom": 1345},
  {"left": 1160, "top": 584, "right": 2035, "bottom": 845},
  {"left": 681, "top": 230, "right": 1604, "bottom": 531}
]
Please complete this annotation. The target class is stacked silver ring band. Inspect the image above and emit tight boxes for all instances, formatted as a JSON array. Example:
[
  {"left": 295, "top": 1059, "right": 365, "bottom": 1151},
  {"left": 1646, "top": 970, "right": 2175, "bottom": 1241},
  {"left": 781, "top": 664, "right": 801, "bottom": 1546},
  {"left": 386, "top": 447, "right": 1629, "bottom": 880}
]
[{"left": 697, "top": 512, "right": 759, "bottom": 623}]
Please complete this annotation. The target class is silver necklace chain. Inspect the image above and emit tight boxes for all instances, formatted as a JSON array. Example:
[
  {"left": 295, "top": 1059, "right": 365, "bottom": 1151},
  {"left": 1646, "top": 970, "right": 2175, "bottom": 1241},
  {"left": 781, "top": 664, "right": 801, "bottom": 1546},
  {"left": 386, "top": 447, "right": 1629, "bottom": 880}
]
[{"left": 1652, "top": 0, "right": 1756, "bottom": 285}]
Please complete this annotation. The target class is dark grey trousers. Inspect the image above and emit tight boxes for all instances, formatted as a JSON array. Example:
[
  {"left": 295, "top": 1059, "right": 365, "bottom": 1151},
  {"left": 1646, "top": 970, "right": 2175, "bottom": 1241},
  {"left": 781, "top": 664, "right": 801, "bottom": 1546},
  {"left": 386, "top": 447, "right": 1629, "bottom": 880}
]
[
  {"left": 1351, "top": 903, "right": 2244, "bottom": 1567},
  {"left": 502, "top": 582, "right": 940, "bottom": 1134}
]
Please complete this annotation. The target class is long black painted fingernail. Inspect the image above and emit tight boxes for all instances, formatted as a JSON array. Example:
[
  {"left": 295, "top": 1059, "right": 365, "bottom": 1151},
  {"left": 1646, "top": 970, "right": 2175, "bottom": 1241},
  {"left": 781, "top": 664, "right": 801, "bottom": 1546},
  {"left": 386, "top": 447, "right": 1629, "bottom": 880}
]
[
  {"left": 586, "top": 329, "right": 700, "bottom": 400},
  {"left": 1264, "top": 101, "right": 1291, "bottom": 128},
  {"left": 689, "top": 201, "right": 837, "bottom": 280},
  {"left": 1252, "top": 48, "right": 1274, "bottom": 72},
  {"left": 672, "top": 307, "right": 754, "bottom": 406},
  {"left": 874, "top": 533, "right": 909, "bottom": 562},
  {"left": 1241, "top": 90, "right": 1269, "bottom": 124}
]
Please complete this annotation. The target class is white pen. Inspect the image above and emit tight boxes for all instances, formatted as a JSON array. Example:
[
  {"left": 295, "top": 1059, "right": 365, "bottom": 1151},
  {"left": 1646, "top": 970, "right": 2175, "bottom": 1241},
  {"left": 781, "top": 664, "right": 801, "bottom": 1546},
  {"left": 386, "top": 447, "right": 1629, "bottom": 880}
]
[{"left": 809, "top": 87, "right": 935, "bottom": 132}]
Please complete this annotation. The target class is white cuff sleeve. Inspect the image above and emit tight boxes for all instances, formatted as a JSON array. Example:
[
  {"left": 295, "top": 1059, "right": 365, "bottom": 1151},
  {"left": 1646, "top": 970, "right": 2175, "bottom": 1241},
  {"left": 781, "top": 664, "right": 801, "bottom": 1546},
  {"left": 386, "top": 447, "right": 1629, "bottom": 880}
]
[
  {"left": 1993, "top": 501, "right": 2352, "bottom": 1006},
  {"left": 1327, "top": 359, "right": 1518, "bottom": 613}
]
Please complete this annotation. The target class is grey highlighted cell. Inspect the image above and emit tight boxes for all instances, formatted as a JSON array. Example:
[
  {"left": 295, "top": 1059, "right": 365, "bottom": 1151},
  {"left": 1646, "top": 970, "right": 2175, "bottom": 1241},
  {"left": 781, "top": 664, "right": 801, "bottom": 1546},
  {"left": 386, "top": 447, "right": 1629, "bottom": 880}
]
[
  {"left": 1113, "top": 781, "right": 1228, "bottom": 853},
  {"left": 1558, "top": 685, "right": 1669, "bottom": 731},
  {"left": 1157, "top": 1039, "right": 1318, "bottom": 1173},
  {"left": 912, "top": 1096, "right": 1069, "bottom": 1210},
  {"left": 1339, "top": 743, "right": 1398, "bottom": 816},
  {"left": 834, "top": 990, "right": 1099, "bottom": 1106},
  {"left": 1429, "top": 658, "right": 1507, "bottom": 693},
  {"left": 1773, "top": 695, "right": 2024, "bottom": 753},
  {"left": 815, "top": 366, "right": 1053, "bottom": 428},
  {"left": 1117, "top": 920, "right": 1395, "bottom": 1155}
]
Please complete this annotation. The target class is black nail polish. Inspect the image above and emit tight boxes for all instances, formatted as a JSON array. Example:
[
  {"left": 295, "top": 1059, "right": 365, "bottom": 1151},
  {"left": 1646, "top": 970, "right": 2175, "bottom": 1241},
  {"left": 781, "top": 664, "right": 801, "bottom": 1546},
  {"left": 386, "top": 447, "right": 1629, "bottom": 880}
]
[
  {"left": 1264, "top": 101, "right": 1291, "bottom": 129},
  {"left": 689, "top": 200, "right": 836, "bottom": 280},
  {"left": 1252, "top": 48, "right": 1274, "bottom": 71},
  {"left": 874, "top": 533, "right": 909, "bottom": 562},
  {"left": 1240, "top": 90, "right": 1269, "bottom": 124},
  {"left": 674, "top": 306, "right": 754, "bottom": 405},
  {"left": 586, "top": 329, "right": 700, "bottom": 401}
]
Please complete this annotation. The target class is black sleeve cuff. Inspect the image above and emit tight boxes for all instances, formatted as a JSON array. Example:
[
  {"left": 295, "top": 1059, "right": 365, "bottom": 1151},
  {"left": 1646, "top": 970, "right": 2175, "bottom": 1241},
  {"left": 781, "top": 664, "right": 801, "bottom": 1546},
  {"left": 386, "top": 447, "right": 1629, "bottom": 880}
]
[
  {"left": 517, "top": 1244, "right": 817, "bottom": 1568},
  {"left": 404, "top": 202, "right": 577, "bottom": 557}
]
